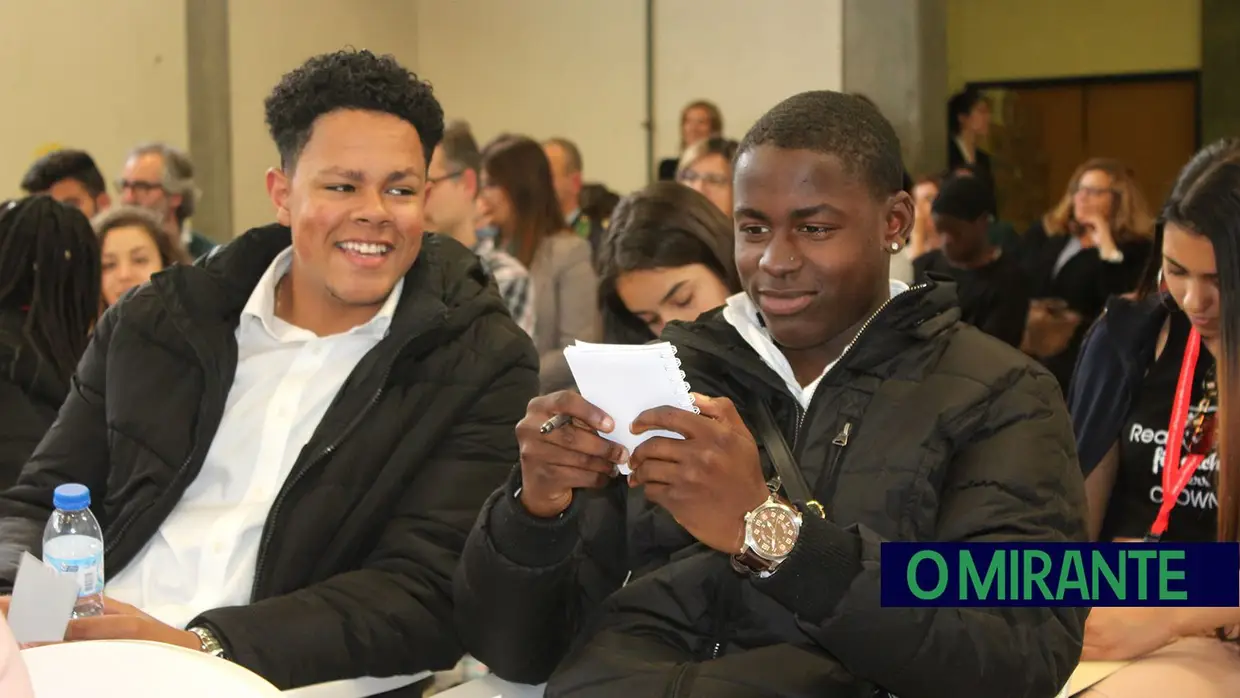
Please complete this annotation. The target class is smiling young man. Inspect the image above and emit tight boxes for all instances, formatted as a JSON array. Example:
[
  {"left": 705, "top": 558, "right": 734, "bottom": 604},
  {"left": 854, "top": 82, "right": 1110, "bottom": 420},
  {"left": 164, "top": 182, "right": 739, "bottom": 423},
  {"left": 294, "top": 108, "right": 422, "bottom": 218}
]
[
  {"left": 0, "top": 50, "right": 538, "bottom": 690},
  {"left": 456, "top": 91, "right": 1088, "bottom": 697}
]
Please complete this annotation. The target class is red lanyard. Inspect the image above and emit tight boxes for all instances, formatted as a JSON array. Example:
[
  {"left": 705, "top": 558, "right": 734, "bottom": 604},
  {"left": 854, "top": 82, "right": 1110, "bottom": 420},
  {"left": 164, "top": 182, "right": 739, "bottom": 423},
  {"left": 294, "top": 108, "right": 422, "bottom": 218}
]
[{"left": 1146, "top": 327, "right": 1206, "bottom": 541}]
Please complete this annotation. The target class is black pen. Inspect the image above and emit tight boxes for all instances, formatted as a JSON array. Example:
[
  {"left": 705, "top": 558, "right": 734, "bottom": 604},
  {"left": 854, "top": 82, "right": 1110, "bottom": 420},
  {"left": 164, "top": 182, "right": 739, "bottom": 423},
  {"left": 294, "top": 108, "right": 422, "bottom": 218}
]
[{"left": 539, "top": 414, "right": 573, "bottom": 434}]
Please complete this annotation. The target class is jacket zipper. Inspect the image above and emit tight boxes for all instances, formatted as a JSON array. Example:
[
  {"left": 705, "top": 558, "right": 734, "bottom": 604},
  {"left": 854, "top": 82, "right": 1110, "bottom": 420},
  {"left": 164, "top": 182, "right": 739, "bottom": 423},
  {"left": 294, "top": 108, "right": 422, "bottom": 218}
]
[
  {"left": 666, "top": 664, "right": 691, "bottom": 697},
  {"left": 249, "top": 328, "right": 427, "bottom": 600}
]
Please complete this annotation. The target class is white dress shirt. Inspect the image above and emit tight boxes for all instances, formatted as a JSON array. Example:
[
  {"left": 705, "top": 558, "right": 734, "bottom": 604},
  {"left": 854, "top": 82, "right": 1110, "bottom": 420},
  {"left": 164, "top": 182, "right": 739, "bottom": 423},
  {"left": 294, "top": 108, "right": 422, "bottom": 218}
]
[
  {"left": 722, "top": 281, "right": 909, "bottom": 408},
  {"left": 107, "top": 247, "right": 403, "bottom": 629}
]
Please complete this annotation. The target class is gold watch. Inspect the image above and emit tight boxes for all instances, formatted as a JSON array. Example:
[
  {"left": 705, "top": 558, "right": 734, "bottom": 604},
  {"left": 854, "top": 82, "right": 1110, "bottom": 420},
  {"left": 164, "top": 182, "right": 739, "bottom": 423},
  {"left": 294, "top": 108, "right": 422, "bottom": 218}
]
[{"left": 731, "top": 495, "right": 802, "bottom": 577}]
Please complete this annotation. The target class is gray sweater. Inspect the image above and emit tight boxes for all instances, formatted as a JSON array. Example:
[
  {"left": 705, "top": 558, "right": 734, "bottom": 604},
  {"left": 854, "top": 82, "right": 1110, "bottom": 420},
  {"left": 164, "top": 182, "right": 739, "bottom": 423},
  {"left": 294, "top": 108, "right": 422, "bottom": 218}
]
[{"left": 530, "top": 232, "right": 599, "bottom": 392}]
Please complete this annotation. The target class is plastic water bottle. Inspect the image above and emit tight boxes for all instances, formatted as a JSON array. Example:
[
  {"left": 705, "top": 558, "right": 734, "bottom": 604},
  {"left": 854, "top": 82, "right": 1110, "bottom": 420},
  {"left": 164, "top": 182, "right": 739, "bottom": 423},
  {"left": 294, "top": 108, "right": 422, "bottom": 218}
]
[{"left": 42, "top": 483, "right": 105, "bottom": 618}]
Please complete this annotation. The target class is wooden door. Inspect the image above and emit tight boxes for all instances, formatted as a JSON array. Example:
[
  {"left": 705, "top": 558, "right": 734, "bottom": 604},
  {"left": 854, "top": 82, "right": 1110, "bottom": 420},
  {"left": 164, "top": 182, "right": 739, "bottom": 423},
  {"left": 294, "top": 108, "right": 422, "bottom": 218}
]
[{"left": 977, "top": 75, "right": 1198, "bottom": 232}]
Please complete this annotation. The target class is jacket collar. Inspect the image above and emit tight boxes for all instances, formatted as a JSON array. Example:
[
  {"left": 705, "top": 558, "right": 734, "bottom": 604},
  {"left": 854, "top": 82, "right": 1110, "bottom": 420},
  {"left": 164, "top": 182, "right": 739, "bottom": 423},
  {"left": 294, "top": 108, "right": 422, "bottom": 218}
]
[
  {"left": 150, "top": 223, "right": 501, "bottom": 341},
  {"left": 1095, "top": 293, "right": 1169, "bottom": 377},
  {"left": 665, "top": 275, "right": 962, "bottom": 397}
]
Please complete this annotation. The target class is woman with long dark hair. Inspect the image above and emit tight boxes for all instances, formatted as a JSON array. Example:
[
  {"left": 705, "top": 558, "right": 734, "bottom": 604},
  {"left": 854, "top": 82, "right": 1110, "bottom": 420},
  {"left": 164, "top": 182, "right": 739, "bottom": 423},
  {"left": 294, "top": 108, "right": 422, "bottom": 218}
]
[
  {"left": 0, "top": 196, "right": 101, "bottom": 486},
  {"left": 596, "top": 182, "right": 739, "bottom": 345},
  {"left": 1069, "top": 139, "right": 1240, "bottom": 695},
  {"left": 479, "top": 135, "right": 598, "bottom": 392}
]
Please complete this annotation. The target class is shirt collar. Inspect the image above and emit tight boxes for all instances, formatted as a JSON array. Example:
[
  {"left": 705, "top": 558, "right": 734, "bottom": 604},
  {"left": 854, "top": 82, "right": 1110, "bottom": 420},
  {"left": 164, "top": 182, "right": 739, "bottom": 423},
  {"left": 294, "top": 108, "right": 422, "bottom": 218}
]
[
  {"left": 242, "top": 247, "right": 403, "bottom": 339},
  {"left": 722, "top": 280, "right": 909, "bottom": 405}
]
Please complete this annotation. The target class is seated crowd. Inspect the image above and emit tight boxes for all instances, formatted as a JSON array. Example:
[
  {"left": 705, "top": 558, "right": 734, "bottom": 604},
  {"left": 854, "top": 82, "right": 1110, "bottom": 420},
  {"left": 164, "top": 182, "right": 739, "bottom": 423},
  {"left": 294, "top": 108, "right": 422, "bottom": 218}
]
[{"left": 0, "top": 51, "right": 1237, "bottom": 698}]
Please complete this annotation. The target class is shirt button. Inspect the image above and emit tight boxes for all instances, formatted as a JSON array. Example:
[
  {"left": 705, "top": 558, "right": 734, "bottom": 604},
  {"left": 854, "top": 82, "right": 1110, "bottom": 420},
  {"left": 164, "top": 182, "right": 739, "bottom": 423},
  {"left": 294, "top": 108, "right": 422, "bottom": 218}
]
[{"left": 212, "top": 542, "right": 224, "bottom": 554}]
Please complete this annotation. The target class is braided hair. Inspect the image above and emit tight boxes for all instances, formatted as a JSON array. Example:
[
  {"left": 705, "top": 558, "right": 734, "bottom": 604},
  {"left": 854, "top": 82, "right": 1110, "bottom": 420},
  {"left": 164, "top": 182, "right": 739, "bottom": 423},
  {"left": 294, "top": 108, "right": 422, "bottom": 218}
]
[{"left": 0, "top": 195, "right": 101, "bottom": 384}]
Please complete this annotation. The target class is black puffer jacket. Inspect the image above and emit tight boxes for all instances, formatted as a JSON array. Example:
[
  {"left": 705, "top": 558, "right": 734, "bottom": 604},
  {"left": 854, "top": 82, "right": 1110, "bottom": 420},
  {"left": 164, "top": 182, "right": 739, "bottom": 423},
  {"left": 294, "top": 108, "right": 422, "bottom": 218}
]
[
  {"left": 0, "top": 224, "right": 539, "bottom": 689},
  {"left": 455, "top": 280, "right": 1088, "bottom": 698},
  {"left": 0, "top": 308, "right": 68, "bottom": 488}
]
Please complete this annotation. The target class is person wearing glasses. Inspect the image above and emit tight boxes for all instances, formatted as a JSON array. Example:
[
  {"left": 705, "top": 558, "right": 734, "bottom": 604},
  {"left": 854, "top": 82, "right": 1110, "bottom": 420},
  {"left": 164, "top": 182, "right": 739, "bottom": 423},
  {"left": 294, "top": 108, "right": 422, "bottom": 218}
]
[
  {"left": 676, "top": 136, "right": 738, "bottom": 217},
  {"left": 1019, "top": 158, "right": 1155, "bottom": 390},
  {"left": 116, "top": 143, "right": 215, "bottom": 260},
  {"left": 1067, "top": 139, "right": 1240, "bottom": 697},
  {"left": 426, "top": 121, "right": 535, "bottom": 336}
]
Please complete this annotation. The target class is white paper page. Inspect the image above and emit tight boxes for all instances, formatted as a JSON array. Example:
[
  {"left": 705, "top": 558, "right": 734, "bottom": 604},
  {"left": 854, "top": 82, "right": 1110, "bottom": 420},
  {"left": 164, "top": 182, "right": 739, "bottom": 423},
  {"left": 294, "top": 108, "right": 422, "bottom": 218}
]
[
  {"left": 7, "top": 551, "right": 80, "bottom": 644},
  {"left": 564, "top": 342, "right": 695, "bottom": 476}
]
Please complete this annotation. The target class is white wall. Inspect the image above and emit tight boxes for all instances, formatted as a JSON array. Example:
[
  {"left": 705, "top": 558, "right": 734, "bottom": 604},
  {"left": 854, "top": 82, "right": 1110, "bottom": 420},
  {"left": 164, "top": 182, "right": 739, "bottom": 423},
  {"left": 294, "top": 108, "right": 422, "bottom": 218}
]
[
  {"left": 415, "top": 0, "right": 649, "bottom": 194},
  {"left": 416, "top": 0, "right": 845, "bottom": 197},
  {"left": 0, "top": 0, "right": 189, "bottom": 199},
  {"left": 653, "top": 0, "right": 844, "bottom": 160},
  {"left": 227, "top": 0, "right": 421, "bottom": 232}
]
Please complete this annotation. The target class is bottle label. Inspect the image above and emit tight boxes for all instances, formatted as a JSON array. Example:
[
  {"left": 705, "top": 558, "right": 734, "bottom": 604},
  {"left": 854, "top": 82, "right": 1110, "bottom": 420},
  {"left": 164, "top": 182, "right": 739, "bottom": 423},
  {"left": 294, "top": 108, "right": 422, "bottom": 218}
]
[{"left": 44, "top": 553, "right": 104, "bottom": 597}]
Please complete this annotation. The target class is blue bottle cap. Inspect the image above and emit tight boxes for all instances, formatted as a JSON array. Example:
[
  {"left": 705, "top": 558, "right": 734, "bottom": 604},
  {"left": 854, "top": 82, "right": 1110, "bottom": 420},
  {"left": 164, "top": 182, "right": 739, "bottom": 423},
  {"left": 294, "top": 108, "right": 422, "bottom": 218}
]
[{"left": 53, "top": 484, "right": 91, "bottom": 511}]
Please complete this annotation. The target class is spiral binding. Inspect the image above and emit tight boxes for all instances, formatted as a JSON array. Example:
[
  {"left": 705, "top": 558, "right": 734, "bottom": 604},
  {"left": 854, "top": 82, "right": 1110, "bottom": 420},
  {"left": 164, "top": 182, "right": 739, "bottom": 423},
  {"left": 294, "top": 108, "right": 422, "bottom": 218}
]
[{"left": 659, "top": 344, "right": 700, "bottom": 414}]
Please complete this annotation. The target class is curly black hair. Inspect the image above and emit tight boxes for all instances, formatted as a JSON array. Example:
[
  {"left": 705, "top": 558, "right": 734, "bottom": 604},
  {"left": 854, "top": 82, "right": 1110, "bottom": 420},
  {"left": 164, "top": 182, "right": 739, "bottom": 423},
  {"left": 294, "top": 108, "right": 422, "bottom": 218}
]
[
  {"left": 737, "top": 90, "right": 904, "bottom": 199},
  {"left": 264, "top": 49, "right": 445, "bottom": 170}
]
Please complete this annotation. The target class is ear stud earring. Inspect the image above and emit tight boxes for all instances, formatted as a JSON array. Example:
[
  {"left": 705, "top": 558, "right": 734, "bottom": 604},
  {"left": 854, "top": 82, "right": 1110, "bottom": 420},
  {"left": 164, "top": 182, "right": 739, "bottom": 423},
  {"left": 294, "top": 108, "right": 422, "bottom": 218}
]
[{"left": 889, "top": 242, "right": 902, "bottom": 253}]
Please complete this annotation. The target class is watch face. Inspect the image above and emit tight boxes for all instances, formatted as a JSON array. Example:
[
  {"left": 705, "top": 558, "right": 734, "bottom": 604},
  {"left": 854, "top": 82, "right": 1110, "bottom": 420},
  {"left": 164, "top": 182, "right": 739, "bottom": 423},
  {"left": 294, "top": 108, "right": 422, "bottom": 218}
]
[{"left": 751, "top": 505, "right": 798, "bottom": 558}]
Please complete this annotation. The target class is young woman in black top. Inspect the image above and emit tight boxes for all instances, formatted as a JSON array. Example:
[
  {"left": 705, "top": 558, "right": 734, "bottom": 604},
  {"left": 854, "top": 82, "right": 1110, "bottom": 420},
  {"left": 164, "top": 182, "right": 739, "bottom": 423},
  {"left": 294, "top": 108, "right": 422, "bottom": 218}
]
[{"left": 1069, "top": 139, "right": 1240, "bottom": 695}]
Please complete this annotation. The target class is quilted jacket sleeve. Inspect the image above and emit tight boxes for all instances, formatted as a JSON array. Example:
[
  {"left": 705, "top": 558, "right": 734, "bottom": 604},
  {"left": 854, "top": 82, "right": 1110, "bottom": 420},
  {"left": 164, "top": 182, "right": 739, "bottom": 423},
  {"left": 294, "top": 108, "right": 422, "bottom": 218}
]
[{"left": 752, "top": 365, "right": 1089, "bottom": 698}]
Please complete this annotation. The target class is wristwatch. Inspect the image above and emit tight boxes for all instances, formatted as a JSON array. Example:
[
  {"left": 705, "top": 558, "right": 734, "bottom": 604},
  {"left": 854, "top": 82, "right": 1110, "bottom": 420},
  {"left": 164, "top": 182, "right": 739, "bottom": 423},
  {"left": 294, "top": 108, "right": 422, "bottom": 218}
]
[
  {"left": 189, "top": 625, "right": 227, "bottom": 660},
  {"left": 731, "top": 495, "right": 803, "bottom": 577}
]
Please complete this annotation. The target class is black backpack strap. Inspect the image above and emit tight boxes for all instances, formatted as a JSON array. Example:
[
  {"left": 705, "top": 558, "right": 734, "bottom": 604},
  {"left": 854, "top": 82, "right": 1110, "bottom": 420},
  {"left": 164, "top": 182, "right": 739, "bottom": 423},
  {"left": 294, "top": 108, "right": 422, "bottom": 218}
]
[{"left": 753, "top": 400, "right": 825, "bottom": 519}]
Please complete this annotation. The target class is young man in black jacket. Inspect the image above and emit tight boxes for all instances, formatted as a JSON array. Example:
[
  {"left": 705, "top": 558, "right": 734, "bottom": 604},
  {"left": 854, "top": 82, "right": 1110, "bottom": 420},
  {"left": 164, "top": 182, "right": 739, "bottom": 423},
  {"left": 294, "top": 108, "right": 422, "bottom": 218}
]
[
  {"left": 0, "top": 50, "right": 538, "bottom": 690},
  {"left": 914, "top": 174, "right": 1032, "bottom": 348},
  {"left": 455, "top": 91, "right": 1088, "bottom": 697}
]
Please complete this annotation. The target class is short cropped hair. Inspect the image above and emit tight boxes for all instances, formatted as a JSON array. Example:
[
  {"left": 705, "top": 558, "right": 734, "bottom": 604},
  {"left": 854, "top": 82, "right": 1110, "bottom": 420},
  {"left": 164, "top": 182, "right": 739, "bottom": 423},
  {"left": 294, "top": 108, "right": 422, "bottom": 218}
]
[
  {"left": 931, "top": 175, "right": 992, "bottom": 221},
  {"left": 440, "top": 120, "right": 482, "bottom": 174},
  {"left": 21, "top": 150, "right": 107, "bottom": 197},
  {"left": 737, "top": 91, "right": 905, "bottom": 198},
  {"left": 543, "top": 137, "right": 582, "bottom": 174},
  {"left": 264, "top": 49, "right": 445, "bottom": 171}
]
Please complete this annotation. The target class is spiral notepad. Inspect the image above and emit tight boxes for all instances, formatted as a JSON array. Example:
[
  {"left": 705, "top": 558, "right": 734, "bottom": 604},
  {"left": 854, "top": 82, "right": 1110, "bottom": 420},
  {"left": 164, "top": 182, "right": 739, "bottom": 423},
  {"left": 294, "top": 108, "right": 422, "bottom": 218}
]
[{"left": 563, "top": 341, "right": 698, "bottom": 475}]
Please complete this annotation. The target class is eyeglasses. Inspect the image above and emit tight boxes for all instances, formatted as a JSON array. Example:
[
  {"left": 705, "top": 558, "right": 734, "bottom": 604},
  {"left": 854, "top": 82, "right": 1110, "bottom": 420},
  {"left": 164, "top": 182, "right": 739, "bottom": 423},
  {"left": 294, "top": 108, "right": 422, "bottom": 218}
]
[
  {"left": 1072, "top": 185, "right": 1116, "bottom": 198},
  {"left": 116, "top": 179, "right": 164, "bottom": 195},
  {"left": 678, "top": 170, "right": 729, "bottom": 188}
]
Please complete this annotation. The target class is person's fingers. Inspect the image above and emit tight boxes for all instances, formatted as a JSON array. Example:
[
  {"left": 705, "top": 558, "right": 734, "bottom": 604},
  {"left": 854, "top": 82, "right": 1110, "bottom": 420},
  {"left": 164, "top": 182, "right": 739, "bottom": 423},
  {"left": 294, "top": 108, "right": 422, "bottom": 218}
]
[
  {"left": 100, "top": 596, "right": 143, "bottom": 617},
  {"left": 526, "top": 463, "right": 612, "bottom": 492},
  {"left": 544, "top": 424, "right": 628, "bottom": 462},
  {"left": 628, "top": 457, "right": 679, "bottom": 488},
  {"left": 521, "top": 439, "right": 621, "bottom": 476},
  {"left": 528, "top": 391, "right": 615, "bottom": 433},
  {"left": 690, "top": 394, "right": 743, "bottom": 428},
  {"left": 632, "top": 406, "right": 702, "bottom": 438},
  {"left": 64, "top": 615, "right": 138, "bottom": 642}
]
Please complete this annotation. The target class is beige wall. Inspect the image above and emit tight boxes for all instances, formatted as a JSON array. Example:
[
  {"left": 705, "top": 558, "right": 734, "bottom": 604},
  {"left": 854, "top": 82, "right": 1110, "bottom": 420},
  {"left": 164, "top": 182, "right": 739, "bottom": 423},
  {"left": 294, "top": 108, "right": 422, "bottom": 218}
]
[
  {"left": 653, "top": 0, "right": 844, "bottom": 162},
  {"left": 0, "top": 0, "right": 189, "bottom": 199},
  {"left": 3, "top": 0, "right": 848, "bottom": 233},
  {"left": 948, "top": 0, "right": 1201, "bottom": 90},
  {"left": 416, "top": 0, "right": 844, "bottom": 196},
  {"left": 415, "top": 0, "right": 648, "bottom": 195},
  {"left": 227, "top": 0, "right": 420, "bottom": 233}
]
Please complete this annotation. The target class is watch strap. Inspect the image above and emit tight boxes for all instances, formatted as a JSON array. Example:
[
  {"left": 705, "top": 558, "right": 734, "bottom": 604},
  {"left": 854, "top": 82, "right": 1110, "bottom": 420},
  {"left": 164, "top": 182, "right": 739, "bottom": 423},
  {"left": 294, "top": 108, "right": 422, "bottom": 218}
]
[{"left": 189, "top": 625, "right": 227, "bottom": 660}]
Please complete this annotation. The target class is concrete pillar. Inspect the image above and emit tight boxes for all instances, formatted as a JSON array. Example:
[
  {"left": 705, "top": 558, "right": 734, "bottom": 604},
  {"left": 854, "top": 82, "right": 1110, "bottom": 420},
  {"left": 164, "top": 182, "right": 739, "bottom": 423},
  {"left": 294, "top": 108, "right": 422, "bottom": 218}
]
[
  {"left": 1201, "top": 0, "right": 1240, "bottom": 144},
  {"left": 185, "top": 0, "right": 234, "bottom": 241},
  {"left": 841, "top": 0, "right": 948, "bottom": 178}
]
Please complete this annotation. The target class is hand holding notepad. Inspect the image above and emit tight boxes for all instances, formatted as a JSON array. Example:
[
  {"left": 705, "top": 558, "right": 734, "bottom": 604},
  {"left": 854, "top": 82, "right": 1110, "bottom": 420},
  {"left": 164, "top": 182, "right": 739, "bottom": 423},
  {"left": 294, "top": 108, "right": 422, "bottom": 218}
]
[{"left": 562, "top": 341, "right": 699, "bottom": 475}]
